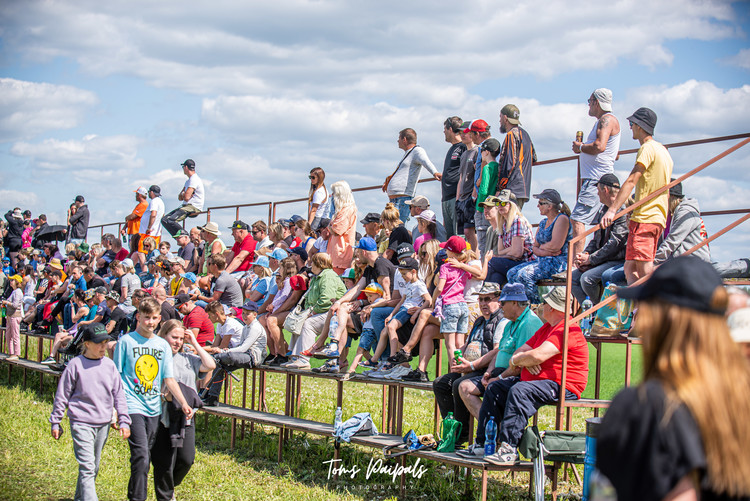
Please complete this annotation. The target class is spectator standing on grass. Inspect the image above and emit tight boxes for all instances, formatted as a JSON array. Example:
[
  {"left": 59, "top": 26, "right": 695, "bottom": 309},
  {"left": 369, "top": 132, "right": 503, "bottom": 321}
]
[
  {"left": 162, "top": 159, "right": 205, "bottom": 238},
  {"left": 123, "top": 187, "right": 149, "bottom": 256},
  {"left": 68, "top": 196, "right": 90, "bottom": 245},
  {"left": 382, "top": 128, "right": 441, "bottom": 223},
  {"left": 49, "top": 323, "right": 131, "bottom": 501},
  {"left": 114, "top": 298, "right": 194, "bottom": 501},
  {"left": 441, "top": 116, "right": 467, "bottom": 237},
  {"left": 2, "top": 274, "right": 23, "bottom": 360},
  {"left": 601, "top": 107, "right": 672, "bottom": 285},
  {"left": 570, "top": 88, "right": 621, "bottom": 257}
]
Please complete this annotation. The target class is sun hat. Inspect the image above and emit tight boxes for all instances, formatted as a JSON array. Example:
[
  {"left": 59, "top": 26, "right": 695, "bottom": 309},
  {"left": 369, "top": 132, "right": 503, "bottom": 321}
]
[
  {"left": 497, "top": 283, "right": 528, "bottom": 302},
  {"left": 49, "top": 258, "right": 64, "bottom": 270},
  {"left": 542, "top": 287, "right": 569, "bottom": 312},
  {"left": 199, "top": 222, "right": 221, "bottom": 236},
  {"left": 627, "top": 107, "right": 657, "bottom": 136}
]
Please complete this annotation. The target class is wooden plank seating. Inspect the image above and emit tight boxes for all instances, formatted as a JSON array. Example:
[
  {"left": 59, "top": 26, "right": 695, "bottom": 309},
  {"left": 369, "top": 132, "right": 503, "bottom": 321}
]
[{"left": 0, "top": 352, "right": 62, "bottom": 392}]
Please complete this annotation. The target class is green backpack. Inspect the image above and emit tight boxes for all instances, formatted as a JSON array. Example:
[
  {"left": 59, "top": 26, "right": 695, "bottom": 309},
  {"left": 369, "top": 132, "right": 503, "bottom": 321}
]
[{"left": 437, "top": 412, "right": 462, "bottom": 453}]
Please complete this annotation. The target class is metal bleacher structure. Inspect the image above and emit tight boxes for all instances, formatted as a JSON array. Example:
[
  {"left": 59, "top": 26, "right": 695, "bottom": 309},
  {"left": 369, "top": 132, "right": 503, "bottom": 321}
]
[{"left": 2, "top": 132, "right": 749, "bottom": 500}]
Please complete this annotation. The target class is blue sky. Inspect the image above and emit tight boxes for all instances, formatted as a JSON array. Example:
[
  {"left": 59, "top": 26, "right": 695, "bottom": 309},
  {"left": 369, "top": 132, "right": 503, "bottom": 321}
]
[{"left": 1, "top": 0, "right": 749, "bottom": 262}]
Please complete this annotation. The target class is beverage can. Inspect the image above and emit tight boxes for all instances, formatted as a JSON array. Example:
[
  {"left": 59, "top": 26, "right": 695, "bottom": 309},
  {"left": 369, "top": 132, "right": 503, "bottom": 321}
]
[
  {"left": 576, "top": 130, "right": 584, "bottom": 143},
  {"left": 453, "top": 349, "right": 462, "bottom": 362}
]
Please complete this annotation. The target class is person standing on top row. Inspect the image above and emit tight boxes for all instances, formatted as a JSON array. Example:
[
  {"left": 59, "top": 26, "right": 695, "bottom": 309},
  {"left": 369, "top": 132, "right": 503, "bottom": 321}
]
[
  {"left": 570, "top": 88, "right": 621, "bottom": 257},
  {"left": 382, "top": 128, "right": 441, "bottom": 224},
  {"left": 162, "top": 159, "right": 205, "bottom": 237},
  {"left": 496, "top": 104, "right": 536, "bottom": 209}
]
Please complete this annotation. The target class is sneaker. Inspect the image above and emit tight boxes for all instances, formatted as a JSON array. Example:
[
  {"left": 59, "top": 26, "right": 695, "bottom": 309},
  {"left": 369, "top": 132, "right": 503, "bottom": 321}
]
[
  {"left": 312, "top": 360, "right": 339, "bottom": 373},
  {"left": 6, "top": 355, "right": 19, "bottom": 361},
  {"left": 400, "top": 369, "right": 429, "bottom": 382},
  {"left": 455, "top": 442, "right": 485, "bottom": 458},
  {"left": 202, "top": 396, "right": 219, "bottom": 407},
  {"left": 386, "top": 349, "right": 413, "bottom": 364},
  {"left": 365, "top": 363, "right": 394, "bottom": 379},
  {"left": 384, "top": 365, "right": 412, "bottom": 380},
  {"left": 314, "top": 345, "right": 340, "bottom": 359},
  {"left": 262, "top": 353, "right": 276, "bottom": 365},
  {"left": 19, "top": 322, "right": 29, "bottom": 332},
  {"left": 284, "top": 358, "right": 311, "bottom": 370},
  {"left": 485, "top": 442, "right": 518, "bottom": 465},
  {"left": 41, "top": 356, "right": 56, "bottom": 365}
]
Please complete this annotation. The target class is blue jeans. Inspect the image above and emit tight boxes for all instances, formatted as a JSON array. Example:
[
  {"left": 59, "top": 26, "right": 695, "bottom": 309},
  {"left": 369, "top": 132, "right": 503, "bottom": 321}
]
[
  {"left": 571, "top": 260, "right": 624, "bottom": 305},
  {"left": 370, "top": 306, "right": 395, "bottom": 360},
  {"left": 390, "top": 196, "right": 411, "bottom": 224},
  {"left": 601, "top": 264, "right": 626, "bottom": 287},
  {"left": 487, "top": 257, "right": 523, "bottom": 285}
]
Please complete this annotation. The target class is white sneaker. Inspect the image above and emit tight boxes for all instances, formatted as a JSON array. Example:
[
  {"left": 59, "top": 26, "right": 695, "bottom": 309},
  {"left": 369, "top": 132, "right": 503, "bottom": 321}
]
[
  {"left": 366, "top": 363, "right": 395, "bottom": 379},
  {"left": 384, "top": 365, "right": 411, "bottom": 380},
  {"left": 41, "top": 356, "right": 56, "bottom": 365},
  {"left": 284, "top": 358, "right": 311, "bottom": 370},
  {"left": 455, "top": 442, "right": 485, "bottom": 458},
  {"left": 485, "top": 442, "right": 518, "bottom": 465}
]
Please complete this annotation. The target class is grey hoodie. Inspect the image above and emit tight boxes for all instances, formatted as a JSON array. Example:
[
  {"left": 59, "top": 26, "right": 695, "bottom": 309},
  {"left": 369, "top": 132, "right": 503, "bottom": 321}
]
[{"left": 654, "top": 198, "right": 710, "bottom": 264}]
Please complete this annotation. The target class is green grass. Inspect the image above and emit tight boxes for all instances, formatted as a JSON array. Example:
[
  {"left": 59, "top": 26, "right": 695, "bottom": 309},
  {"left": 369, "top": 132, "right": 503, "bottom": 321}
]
[{"left": 0, "top": 336, "right": 642, "bottom": 500}]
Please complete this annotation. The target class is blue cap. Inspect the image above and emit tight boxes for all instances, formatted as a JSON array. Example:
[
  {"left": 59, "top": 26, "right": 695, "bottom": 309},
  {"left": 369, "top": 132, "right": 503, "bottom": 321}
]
[
  {"left": 241, "top": 300, "right": 259, "bottom": 312},
  {"left": 498, "top": 283, "right": 528, "bottom": 302},
  {"left": 180, "top": 272, "right": 197, "bottom": 283},
  {"left": 270, "top": 248, "right": 289, "bottom": 260},
  {"left": 290, "top": 215, "right": 304, "bottom": 223},
  {"left": 2, "top": 257, "right": 9, "bottom": 262},
  {"left": 354, "top": 237, "right": 377, "bottom": 252},
  {"left": 251, "top": 255, "right": 270, "bottom": 268}
]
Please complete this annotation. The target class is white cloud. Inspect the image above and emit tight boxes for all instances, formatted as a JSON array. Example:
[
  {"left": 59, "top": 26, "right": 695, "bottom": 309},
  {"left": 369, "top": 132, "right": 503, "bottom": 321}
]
[
  {"left": 0, "top": 78, "right": 98, "bottom": 142},
  {"left": 725, "top": 48, "right": 750, "bottom": 69},
  {"left": 0, "top": 190, "right": 39, "bottom": 209}
]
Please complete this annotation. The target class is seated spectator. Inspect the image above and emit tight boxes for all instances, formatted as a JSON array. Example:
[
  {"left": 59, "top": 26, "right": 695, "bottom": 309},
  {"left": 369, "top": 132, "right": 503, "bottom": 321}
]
[
  {"left": 571, "top": 173, "right": 627, "bottom": 305},
  {"left": 204, "top": 301, "right": 245, "bottom": 354},
  {"left": 225, "top": 221, "right": 257, "bottom": 284},
  {"left": 110, "top": 259, "right": 141, "bottom": 314},
  {"left": 654, "top": 181, "right": 710, "bottom": 264},
  {"left": 507, "top": 189, "right": 572, "bottom": 303},
  {"left": 458, "top": 286, "right": 588, "bottom": 463},
  {"left": 174, "top": 229, "right": 197, "bottom": 273},
  {"left": 260, "top": 258, "right": 305, "bottom": 364},
  {"left": 481, "top": 191, "right": 535, "bottom": 286},
  {"left": 309, "top": 218, "right": 331, "bottom": 257},
  {"left": 344, "top": 283, "right": 387, "bottom": 375},
  {"left": 457, "top": 283, "right": 543, "bottom": 441},
  {"left": 283, "top": 253, "right": 345, "bottom": 370},
  {"left": 407, "top": 195, "right": 447, "bottom": 242},
  {"left": 294, "top": 219, "right": 317, "bottom": 255},
  {"left": 202, "top": 300, "right": 267, "bottom": 406},
  {"left": 166, "top": 257, "right": 188, "bottom": 296},
  {"left": 328, "top": 181, "right": 357, "bottom": 275},
  {"left": 380, "top": 203, "right": 412, "bottom": 265},
  {"left": 432, "top": 282, "right": 508, "bottom": 440},
  {"left": 245, "top": 256, "right": 274, "bottom": 306},
  {"left": 152, "top": 286, "right": 178, "bottom": 326},
  {"left": 112, "top": 238, "right": 129, "bottom": 262},
  {"left": 134, "top": 235, "right": 158, "bottom": 273},
  {"left": 83, "top": 266, "right": 106, "bottom": 290},
  {"left": 158, "top": 241, "right": 174, "bottom": 260},
  {"left": 714, "top": 258, "right": 750, "bottom": 280},
  {"left": 21, "top": 265, "right": 37, "bottom": 314},
  {"left": 193, "top": 254, "right": 243, "bottom": 308},
  {"left": 42, "top": 289, "right": 97, "bottom": 365},
  {"left": 360, "top": 212, "right": 381, "bottom": 241},
  {"left": 413, "top": 210, "right": 438, "bottom": 252},
  {"left": 174, "top": 293, "right": 215, "bottom": 346},
  {"left": 266, "top": 247, "right": 288, "bottom": 273},
  {"left": 267, "top": 222, "right": 289, "bottom": 250},
  {"left": 251, "top": 220, "right": 273, "bottom": 251},
  {"left": 197, "top": 222, "right": 226, "bottom": 276},
  {"left": 177, "top": 272, "right": 199, "bottom": 296}
]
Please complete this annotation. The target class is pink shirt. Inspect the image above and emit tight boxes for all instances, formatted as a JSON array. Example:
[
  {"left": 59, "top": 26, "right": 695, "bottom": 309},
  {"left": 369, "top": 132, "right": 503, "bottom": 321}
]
[
  {"left": 414, "top": 233, "right": 433, "bottom": 252},
  {"left": 438, "top": 263, "right": 469, "bottom": 305}
]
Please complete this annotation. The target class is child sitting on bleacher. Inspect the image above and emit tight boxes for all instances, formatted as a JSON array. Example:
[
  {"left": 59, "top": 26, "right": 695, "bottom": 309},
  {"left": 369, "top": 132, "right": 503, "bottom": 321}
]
[{"left": 334, "top": 282, "right": 385, "bottom": 376}]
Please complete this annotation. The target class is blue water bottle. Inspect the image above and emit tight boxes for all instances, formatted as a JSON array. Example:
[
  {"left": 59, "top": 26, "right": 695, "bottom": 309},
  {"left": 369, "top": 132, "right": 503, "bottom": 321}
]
[
  {"left": 583, "top": 417, "right": 602, "bottom": 501},
  {"left": 484, "top": 416, "right": 497, "bottom": 456}
]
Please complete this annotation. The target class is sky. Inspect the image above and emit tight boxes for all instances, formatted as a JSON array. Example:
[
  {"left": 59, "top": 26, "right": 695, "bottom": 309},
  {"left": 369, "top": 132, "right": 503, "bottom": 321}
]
[{"left": 1, "top": 0, "right": 749, "bottom": 262}]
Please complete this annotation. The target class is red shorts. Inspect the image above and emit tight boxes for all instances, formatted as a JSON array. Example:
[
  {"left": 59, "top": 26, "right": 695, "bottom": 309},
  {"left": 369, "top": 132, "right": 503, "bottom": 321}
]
[{"left": 625, "top": 220, "right": 663, "bottom": 261}]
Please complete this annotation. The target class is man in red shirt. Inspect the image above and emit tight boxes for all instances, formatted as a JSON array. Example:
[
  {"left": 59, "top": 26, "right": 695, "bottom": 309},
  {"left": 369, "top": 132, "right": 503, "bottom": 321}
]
[
  {"left": 225, "top": 220, "right": 257, "bottom": 284},
  {"left": 457, "top": 286, "right": 589, "bottom": 464},
  {"left": 174, "top": 293, "right": 215, "bottom": 346}
]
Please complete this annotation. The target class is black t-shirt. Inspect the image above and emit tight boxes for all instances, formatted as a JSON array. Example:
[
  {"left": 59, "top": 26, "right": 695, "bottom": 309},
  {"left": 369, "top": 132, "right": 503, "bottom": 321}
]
[
  {"left": 441, "top": 142, "right": 467, "bottom": 201},
  {"left": 387, "top": 225, "right": 412, "bottom": 265},
  {"left": 96, "top": 249, "right": 116, "bottom": 275},
  {"left": 597, "top": 381, "right": 747, "bottom": 501},
  {"left": 362, "top": 257, "right": 396, "bottom": 294},
  {"left": 161, "top": 301, "right": 179, "bottom": 323},
  {"left": 108, "top": 306, "right": 131, "bottom": 338},
  {"left": 87, "top": 276, "right": 106, "bottom": 290}
]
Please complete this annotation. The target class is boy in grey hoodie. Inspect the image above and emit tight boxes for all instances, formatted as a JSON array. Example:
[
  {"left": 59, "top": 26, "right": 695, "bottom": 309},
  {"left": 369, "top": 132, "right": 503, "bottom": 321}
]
[{"left": 654, "top": 182, "right": 710, "bottom": 264}]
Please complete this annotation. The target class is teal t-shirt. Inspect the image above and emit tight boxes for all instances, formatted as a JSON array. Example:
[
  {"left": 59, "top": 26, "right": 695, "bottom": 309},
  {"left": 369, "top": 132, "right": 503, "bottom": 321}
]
[
  {"left": 495, "top": 307, "right": 544, "bottom": 369},
  {"left": 114, "top": 331, "right": 174, "bottom": 417},
  {"left": 475, "top": 161, "right": 499, "bottom": 212}
]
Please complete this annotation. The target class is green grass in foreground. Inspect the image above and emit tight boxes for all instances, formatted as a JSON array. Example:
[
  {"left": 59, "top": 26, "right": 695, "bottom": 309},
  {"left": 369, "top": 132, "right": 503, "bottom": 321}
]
[{"left": 0, "top": 341, "right": 641, "bottom": 500}]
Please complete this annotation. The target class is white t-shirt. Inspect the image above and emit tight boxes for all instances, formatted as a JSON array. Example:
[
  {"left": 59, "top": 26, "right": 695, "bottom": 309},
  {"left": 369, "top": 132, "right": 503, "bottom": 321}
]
[
  {"left": 140, "top": 196, "right": 165, "bottom": 237},
  {"left": 310, "top": 186, "right": 331, "bottom": 219},
  {"left": 183, "top": 173, "right": 205, "bottom": 210},
  {"left": 463, "top": 259, "right": 483, "bottom": 304},
  {"left": 218, "top": 317, "right": 245, "bottom": 349},
  {"left": 314, "top": 236, "right": 328, "bottom": 253},
  {"left": 401, "top": 279, "right": 429, "bottom": 310}
]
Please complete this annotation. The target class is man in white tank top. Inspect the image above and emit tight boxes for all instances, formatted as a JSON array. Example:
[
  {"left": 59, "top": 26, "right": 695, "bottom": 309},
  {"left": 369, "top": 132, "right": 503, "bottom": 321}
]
[{"left": 570, "top": 88, "right": 621, "bottom": 257}]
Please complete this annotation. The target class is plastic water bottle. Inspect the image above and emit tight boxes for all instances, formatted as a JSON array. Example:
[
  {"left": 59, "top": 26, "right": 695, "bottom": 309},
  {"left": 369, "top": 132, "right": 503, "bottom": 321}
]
[
  {"left": 484, "top": 416, "right": 497, "bottom": 456},
  {"left": 329, "top": 315, "right": 339, "bottom": 338},
  {"left": 581, "top": 296, "right": 593, "bottom": 334},
  {"left": 334, "top": 406, "right": 342, "bottom": 431}
]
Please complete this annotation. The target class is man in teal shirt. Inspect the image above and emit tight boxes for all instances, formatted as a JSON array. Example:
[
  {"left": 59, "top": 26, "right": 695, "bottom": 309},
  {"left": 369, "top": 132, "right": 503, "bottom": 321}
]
[{"left": 457, "top": 283, "right": 543, "bottom": 423}]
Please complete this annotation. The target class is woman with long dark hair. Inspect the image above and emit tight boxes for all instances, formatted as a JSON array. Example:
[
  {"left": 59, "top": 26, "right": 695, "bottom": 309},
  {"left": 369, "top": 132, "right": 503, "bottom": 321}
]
[{"left": 308, "top": 167, "right": 331, "bottom": 230}]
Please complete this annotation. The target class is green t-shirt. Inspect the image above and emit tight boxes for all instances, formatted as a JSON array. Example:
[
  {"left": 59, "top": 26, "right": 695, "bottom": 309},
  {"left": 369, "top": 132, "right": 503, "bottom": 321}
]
[
  {"left": 475, "top": 161, "right": 499, "bottom": 212},
  {"left": 495, "top": 306, "right": 544, "bottom": 369}
]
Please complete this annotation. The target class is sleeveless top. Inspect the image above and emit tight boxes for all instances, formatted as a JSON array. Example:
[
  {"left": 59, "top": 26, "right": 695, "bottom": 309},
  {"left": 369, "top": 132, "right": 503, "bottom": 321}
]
[
  {"left": 579, "top": 113, "right": 621, "bottom": 180},
  {"left": 202, "top": 238, "right": 228, "bottom": 275},
  {"left": 536, "top": 213, "right": 571, "bottom": 256}
]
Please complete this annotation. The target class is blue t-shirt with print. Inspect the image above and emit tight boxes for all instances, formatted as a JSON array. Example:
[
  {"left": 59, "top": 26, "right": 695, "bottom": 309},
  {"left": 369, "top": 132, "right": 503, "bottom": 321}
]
[
  {"left": 251, "top": 276, "right": 273, "bottom": 305},
  {"left": 114, "top": 330, "right": 174, "bottom": 416}
]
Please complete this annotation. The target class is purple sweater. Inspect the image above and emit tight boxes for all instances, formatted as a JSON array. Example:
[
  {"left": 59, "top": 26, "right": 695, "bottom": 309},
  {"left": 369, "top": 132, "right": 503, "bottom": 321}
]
[{"left": 49, "top": 355, "right": 131, "bottom": 431}]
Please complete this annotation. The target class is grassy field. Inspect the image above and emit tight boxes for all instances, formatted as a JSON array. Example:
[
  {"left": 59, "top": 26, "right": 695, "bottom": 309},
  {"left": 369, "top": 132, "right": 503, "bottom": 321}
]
[{"left": 0, "top": 339, "right": 641, "bottom": 500}]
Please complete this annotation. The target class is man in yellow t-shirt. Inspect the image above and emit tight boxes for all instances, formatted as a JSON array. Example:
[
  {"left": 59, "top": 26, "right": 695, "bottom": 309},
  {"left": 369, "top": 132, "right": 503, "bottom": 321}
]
[
  {"left": 601, "top": 107, "right": 672, "bottom": 284},
  {"left": 122, "top": 186, "right": 149, "bottom": 255}
]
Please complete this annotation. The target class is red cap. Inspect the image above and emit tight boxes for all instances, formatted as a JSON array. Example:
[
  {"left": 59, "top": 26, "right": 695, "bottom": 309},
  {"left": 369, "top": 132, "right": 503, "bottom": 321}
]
[
  {"left": 440, "top": 236, "right": 467, "bottom": 253},
  {"left": 290, "top": 275, "right": 308, "bottom": 291},
  {"left": 464, "top": 119, "right": 489, "bottom": 133}
]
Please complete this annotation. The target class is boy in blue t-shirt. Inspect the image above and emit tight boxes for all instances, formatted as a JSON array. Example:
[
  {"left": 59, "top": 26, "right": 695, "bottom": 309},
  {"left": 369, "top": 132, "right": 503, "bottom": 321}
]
[{"left": 114, "top": 297, "right": 193, "bottom": 501}]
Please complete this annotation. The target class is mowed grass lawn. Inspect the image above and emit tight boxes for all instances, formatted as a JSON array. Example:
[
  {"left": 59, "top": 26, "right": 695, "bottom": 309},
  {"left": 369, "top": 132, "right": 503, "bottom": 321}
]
[{"left": 0, "top": 340, "right": 641, "bottom": 500}]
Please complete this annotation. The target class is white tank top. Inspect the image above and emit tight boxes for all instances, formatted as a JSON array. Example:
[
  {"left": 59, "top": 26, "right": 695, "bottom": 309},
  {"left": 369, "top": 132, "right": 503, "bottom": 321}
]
[{"left": 580, "top": 113, "right": 621, "bottom": 180}]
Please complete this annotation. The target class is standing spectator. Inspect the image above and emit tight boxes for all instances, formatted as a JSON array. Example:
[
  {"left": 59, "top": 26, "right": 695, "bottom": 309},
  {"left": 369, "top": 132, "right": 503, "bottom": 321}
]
[
  {"left": 4, "top": 208, "right": 23, "bottom": 268},
  {"left": 68, "top": 196, "right": 90, "bottom": 244},
  {"left": 601, "top": 107, "right": 673, "bottom": 284},
  {"left": 441, "top": 116, "right": 467, "bottom": 237},
  {"left": 2, "top": 274, "right": 23, "bottom": 360},
  {"left": 408, "top": 195, "right": 447, "bottom": 242},
  {"left": 497, "top": 105, "right": 536, "bottom": 208},
  {"left": 225, "top": 221, "right": 257, "bottom": 279},
  {"left": 137, "top": 186, "right": 166, "bottom": 271},
  {"left": 328, "top": 181, "right": 357, "bottom": 274},
  {"left": 123, "top": 186, "right": 149, "bottom": 255},
  {"left": 570, "top": 88, "right": 621, "bottom": 257},
  {"left": 31, "top": 213, "right": 48, "bottom": 249},
  {"left": 654, "top": 181, "right": 710, "bottom": 264},
  {"left": 162, "top": 159, "right": 205, "bottom": 237},
  {"left": 382, "top": 128, "right": 441, "bottom": 223},
  {"left": 456, "top": 121, "right": 480, "bottom": 251},
  {"left": 475, "top": 138, "right": 502, "bottom": 256},
  {"left": 174, "top": 229, "right": 197, "bottom": 272},
  {"left": 308, "top": 167, "right": 332, "bottom": 230}
]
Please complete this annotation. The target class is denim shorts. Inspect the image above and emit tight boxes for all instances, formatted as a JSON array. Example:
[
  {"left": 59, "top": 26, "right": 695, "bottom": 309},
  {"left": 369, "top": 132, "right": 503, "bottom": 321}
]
[
  {"left": 440, "top": 301, "right": 469, "bottom": 334},
  {"left": 391, "top": 306, "right": 412, "bottom": 326},
  {"left": 358, "top": 327, "right": 378, "bottom": 352},
  {"left": 571, "top": 179, "right": 603, "bottom": 224}
]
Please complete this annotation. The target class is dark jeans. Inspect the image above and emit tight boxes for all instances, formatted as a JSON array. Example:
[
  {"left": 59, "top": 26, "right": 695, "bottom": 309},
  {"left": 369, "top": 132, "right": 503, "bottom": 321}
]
[
  {"left": 128, "top": 414, "right": 160, "bottom": 501},
  {"left": 152, "top": 421, "right": 196, "bottom": 501},
  {"left": 207, "top": 352, "right": 254, "bottom": 399},
  {"left": 161, "top": 205, "right": 200, "bottom": 237},
  {"left": 433, "top": 370, "right": 483, "bottom": 443},
  {"left": 487, "top": 257, "right": 522, "bottom": 285},
  {"left": 475, "top": 377, "right": 577, "bottom": 447}
]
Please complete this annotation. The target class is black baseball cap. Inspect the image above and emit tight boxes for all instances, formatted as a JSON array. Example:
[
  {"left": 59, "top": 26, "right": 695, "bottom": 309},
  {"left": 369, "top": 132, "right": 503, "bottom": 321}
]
[
  {"left": 290, "top": 246, "right": 308, "bottom": 262},
  {"left": 360, "top": 212, "right": 381, "bottom": 225},
  {"left": 173, "top": 293, "right": 192, "bottom": 307},
  {"left": 627, "top": 107, "right": 657, "bottom": 136},
  {"left": 81, "top": 322, "right": 109, "bottom": 343},
  {"left": 596, "top": 173, "right": 621, "bottom": 189},
  {"left": 149, "top": 185, "right": 161, "bottom": 196},
  {"left": 229, "top": 220, "right": 249, "bottom": 231},
  {"left": 181, "top": 159, "right": 196, "bottom": 170},
  {"left": 617, "top": 255, "right": 725, "bottom": 315},
  {"left": 396, "top": 243, "right": 415, "bottom": 260},
  {"left": 533, "top": 188, "right": 562, "bottom": 205},
  {"left": 397, "top": 257, "right": 420, "bottom": 271},
  {"left": 74, "top": 195, "right": 85, "bottom": 203}
]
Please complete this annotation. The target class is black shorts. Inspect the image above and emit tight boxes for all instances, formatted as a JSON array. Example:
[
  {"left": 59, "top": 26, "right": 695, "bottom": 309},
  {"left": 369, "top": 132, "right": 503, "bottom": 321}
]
[
  {"left": 348, "top": 311, "right": 363, "bottom": 340},
  {"left": 456, "top": 198, "right": 476, "bottom": 230}
]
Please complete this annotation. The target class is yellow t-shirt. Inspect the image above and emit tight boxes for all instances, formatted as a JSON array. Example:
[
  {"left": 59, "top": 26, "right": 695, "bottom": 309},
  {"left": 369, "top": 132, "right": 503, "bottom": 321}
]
[{"left": 631, "top": 139, "right": 673, "bottom": 227}]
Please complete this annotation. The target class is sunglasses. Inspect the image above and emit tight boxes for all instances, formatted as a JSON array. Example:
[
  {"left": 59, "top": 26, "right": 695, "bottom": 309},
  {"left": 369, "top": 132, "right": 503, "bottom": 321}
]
[
  {"left": 538, "top": 200, "right": 552, "bottom": 206},
  {"left": 309, "top": 175, "right": 316, "bottom": 180},
  {"left": 498, "top": 201, "right": 508, "bottom": 207},
  {"left": 478, "top": 297, "right": 497, "bottom": 303}
]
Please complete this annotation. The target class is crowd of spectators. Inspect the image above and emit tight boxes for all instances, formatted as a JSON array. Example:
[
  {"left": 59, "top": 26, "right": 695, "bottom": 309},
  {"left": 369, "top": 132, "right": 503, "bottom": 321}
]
[{"left": 2, "top": 95, "right": 750, "bottom": 501}]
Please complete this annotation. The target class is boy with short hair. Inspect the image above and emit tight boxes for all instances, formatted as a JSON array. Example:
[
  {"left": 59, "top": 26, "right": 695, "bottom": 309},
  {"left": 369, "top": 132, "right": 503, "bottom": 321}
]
[
  {"left": 346, "top": 282, "right": 386, "bottom": 376},
  {"left": 113, "top": 297, "right": 194, "bottom": 501}
]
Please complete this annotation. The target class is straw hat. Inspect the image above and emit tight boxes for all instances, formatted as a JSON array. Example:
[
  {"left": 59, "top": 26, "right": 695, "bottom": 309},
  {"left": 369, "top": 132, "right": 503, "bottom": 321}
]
[{"left": 199, "top": 221, "right": 221, "bottom": 236}]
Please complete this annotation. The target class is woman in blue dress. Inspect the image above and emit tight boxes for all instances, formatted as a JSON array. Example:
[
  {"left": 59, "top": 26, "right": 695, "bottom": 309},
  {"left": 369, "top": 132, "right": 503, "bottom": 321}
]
[{"left": 506, "top": 189, "right": 571, "bottom": 303}]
